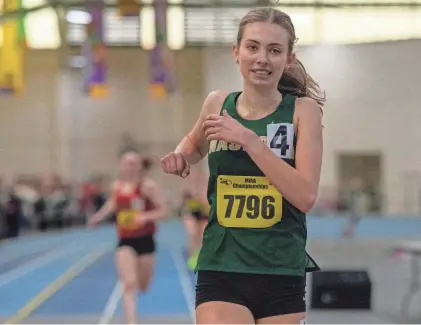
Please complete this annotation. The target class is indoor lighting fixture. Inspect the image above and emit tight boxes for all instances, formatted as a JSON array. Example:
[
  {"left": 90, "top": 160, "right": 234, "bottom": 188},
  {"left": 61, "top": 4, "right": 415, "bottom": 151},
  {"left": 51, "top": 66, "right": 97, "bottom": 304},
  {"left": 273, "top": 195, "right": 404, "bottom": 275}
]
[{"left": 66, "top": 10, "right": 92, "bottom": 25}]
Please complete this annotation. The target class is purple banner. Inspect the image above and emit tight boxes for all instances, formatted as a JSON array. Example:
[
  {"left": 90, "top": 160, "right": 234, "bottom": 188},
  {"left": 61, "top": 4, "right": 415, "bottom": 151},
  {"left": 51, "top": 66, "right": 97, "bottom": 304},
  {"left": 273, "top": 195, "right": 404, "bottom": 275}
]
[
  {"left": 83, "top": 0, "right": 107, "bottom": 98},
  {"left": 149, "top": 0, "right": 175, "bottom": 99}
]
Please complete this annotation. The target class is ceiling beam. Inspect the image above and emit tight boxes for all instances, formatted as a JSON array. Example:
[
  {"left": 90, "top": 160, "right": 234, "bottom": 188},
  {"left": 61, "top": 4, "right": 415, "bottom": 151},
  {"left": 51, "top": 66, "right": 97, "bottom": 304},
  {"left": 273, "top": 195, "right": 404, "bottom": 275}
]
[
  {"left": 0, "top": 2, "right": 52, "bottom": 22},
  {"left": 1, "top": 0, "right": 420, "bottom": 24}
]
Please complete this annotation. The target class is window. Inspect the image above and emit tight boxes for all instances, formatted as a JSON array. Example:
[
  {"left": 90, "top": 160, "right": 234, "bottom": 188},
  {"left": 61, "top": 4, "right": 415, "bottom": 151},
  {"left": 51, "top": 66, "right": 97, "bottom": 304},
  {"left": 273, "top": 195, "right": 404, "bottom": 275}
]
[
  {"left": 0, "top": 0, "right": 60, "bottom": 49},
  {"left": 66, "top": 5, "right": 185, "bottom": 50},
  {"left": 184, "top": 5, "right": 421, "bottom": 45},
  {"left": 104, "top": 8, "right": 140, "bottom": 45},
  {"left": 185, "top": 7, "right": 250, "bottom": 45},
  {"left": 141, "top": 6, "right": 156, "bottom": 49},
  {"left": 67, "top": 7, "right": 140, "bottom": 46},
  {"left": 25, "top": 7, "right": 61, "bottom": 48},
  {"left": 167, "top": 4, "right": 184, "bottom": 49},
  {"left": 317, "top": 7, "right": 421, "bottom": 44}
]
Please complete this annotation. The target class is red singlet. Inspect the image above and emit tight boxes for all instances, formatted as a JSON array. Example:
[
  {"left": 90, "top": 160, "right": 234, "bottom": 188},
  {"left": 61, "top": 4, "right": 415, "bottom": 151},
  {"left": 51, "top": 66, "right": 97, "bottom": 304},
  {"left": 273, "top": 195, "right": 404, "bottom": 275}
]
[{"left": 114, "top": 182, "right": 156, "bottom": 239}]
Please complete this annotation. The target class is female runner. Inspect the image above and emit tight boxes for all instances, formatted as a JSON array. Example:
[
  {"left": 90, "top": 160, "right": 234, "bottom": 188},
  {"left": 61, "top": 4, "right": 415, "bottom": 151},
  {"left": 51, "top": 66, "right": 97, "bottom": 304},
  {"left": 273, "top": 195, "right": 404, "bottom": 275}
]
[
  {"left": 161, "top": 7, "right": 324, "bottom": 324},
  {"left": 179, "top": 168, "right": 209, "bottom": 270},
  {"left": 89, "top": 151, "right": 168, "bottom": 324}
]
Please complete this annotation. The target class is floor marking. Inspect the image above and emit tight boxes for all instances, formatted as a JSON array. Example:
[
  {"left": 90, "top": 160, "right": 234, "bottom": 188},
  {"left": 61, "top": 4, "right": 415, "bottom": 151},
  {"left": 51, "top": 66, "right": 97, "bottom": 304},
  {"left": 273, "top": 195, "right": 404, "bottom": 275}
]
[
  {"left": 0, "top": 234, "right": 67, "bottom": 263},
  {"left": 170, "top": 248, "right": 196, "bottom": 323},
  {"left": 98, "top": 281, "right": 123, "bottom": 324},
  {"left": 3, "top": 245, "right": 111, "bottom": 324},
  {"left": 0, "top": 242, "right": 92, "bottom": 289}
]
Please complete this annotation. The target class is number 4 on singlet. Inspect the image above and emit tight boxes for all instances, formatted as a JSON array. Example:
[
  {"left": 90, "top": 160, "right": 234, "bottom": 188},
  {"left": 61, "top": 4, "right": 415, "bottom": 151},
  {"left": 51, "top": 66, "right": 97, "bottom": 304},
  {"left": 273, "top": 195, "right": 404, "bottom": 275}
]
[{"left": 267, "top": 123, "right": 294, "bottom": 159}]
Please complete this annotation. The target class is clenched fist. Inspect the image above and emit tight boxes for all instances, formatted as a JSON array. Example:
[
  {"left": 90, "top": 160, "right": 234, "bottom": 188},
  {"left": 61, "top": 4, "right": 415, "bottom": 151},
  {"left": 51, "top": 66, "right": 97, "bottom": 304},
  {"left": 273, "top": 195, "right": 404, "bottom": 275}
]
[{"left": 161, "top": 152, "right": 190, "bottom": 178}]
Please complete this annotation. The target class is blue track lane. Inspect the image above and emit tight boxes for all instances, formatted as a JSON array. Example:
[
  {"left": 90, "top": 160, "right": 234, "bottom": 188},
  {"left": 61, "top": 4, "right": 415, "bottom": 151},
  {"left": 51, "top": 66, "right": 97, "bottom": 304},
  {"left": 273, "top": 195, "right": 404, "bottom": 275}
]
[
  {"left": 0, "top": 227, "right": 114, "bottom": 263},
  {"left": 0, "top": 245, "right": 104, "bottom": 317},
  {"left": 33, "top": 251, "right": 117, "bottom": 316},
  {"left": 0, "top": 248, "right": 51, "bottom": 275},
  {"left": 115, "top": 249, "right": 190, "bottom": 317}
]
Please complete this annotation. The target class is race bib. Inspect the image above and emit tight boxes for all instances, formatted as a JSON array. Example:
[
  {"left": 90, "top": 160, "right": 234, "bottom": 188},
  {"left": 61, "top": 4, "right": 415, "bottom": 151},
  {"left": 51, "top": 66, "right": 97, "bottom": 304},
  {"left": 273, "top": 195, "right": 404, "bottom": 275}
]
[
  {"left": 216, "top": 175, "right": 282, "bottom": 228},
  {"left": 117, "top": 209, "right": 137, "bottom": 230}
]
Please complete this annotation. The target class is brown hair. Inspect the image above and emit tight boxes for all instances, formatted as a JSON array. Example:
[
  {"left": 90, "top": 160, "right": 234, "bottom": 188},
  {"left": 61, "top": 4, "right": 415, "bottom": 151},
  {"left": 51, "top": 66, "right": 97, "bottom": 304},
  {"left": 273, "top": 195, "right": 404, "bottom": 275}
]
[{"left": 236, "top": 7, "right": 326, "bottom": 108}]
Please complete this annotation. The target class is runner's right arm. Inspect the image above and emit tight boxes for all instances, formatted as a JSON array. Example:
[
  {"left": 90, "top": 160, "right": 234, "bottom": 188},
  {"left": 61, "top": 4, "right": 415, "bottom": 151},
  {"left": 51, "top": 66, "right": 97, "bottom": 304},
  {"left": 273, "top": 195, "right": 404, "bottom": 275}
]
[
  {"left": 174, "top": 91, "right": 229, "bottom": 165},
  {"left": 88, "top": 182, "right": 117, "bottom": 225}
]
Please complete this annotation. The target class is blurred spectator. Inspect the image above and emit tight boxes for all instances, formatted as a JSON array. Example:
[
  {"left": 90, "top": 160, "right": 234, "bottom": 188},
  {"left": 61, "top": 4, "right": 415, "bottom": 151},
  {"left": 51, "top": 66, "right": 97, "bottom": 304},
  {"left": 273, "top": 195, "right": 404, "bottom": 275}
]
[
  {"left": 0, "top": 177, "right": 6, "bottom": 239},
  {"left": 34, "top": 173, "right": 69, "bottom": 231},
  {"left": 92, "top": 176, "right": 107, "bottom": 213},
  {"left": 3, "top": 184, "right": 24, "bottom": 239},
  {"left": 342, "top": 177, "right": 370, "bottom": 237},
  {"left": 13, "top": 177, "right": 40, "bottom": 229}
]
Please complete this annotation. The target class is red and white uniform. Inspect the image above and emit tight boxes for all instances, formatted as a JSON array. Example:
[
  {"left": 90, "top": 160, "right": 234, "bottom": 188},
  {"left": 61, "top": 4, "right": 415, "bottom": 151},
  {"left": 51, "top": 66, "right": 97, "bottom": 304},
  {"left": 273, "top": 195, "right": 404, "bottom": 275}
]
[{"left": 114, "top": 182, "right": 156, "bottom": 239}]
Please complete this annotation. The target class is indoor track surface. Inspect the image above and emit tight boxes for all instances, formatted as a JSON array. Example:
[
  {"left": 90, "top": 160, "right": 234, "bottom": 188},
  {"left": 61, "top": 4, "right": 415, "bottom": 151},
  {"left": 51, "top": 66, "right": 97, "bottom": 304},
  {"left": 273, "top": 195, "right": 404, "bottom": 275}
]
[{"left": 0, "top": 217, "right": 420, "bottom": 324}]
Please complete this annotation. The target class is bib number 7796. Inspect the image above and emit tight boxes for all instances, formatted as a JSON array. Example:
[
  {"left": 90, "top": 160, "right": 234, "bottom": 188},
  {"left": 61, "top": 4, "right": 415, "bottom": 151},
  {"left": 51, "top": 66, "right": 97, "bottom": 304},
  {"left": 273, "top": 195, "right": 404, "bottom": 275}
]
[
  {"left": 217, "top": 175, "right": 282, "bottom": 228},
  {"left": 223, "top": 194, "right": 275, "bottom": 219}
]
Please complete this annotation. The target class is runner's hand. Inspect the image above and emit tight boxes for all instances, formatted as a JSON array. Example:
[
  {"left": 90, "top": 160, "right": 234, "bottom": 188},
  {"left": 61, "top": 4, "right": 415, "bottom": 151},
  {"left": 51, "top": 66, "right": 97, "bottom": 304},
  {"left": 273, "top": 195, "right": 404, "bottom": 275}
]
[{"left": 161, "top": 152, "right": 190, "bottom": 178}]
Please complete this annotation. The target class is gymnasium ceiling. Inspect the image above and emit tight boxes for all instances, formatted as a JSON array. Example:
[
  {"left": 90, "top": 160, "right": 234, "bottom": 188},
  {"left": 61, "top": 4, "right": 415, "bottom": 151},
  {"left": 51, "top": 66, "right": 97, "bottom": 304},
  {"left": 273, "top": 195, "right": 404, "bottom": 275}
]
[{"left": 0, "top": 0, "right": 421, "bottom": 48}]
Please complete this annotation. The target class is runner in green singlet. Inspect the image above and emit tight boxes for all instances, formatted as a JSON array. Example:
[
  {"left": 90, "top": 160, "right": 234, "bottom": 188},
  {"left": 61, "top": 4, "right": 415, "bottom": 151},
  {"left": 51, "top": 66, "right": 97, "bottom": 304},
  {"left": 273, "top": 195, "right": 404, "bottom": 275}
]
[
  {"left": 161, "top": 7, "right": 325, "bottom": 324},
  {"left": 179, "top": 168, "right": 209, "bottom": 270}
]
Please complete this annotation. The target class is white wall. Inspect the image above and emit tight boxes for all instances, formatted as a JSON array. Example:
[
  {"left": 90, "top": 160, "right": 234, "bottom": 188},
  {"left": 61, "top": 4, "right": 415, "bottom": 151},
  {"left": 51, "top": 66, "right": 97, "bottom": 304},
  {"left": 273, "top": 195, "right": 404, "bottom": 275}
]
[
  {"left": 55, "top": 48, "right": 205, "bottom": 199},
  {"left": 0, "top": 48, "right": 205, "bottom": 200},
  {"left": 0, "top": 51, "right": 60, "bottom": 180},
  {"left": 203, "top": 40, "right": 421, "bottom": 214}
]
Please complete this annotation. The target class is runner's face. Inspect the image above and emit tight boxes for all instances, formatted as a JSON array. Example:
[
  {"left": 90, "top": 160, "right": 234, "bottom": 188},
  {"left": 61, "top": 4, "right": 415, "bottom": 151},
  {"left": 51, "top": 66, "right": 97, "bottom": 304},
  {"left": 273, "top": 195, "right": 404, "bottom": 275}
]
[{"left": 119, "top": 153, "right": 141, "bottom": 179}]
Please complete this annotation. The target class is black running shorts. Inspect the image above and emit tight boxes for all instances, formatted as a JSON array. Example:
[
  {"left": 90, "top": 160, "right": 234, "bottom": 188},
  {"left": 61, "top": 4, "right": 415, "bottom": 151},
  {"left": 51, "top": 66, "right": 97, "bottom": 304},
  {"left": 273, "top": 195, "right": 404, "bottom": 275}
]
[
  {"left": 117, "top": 235, "right": 156, "bottom": 255},
  {"left": 195, "top": 270, "right": 306, "bottom": 319}
]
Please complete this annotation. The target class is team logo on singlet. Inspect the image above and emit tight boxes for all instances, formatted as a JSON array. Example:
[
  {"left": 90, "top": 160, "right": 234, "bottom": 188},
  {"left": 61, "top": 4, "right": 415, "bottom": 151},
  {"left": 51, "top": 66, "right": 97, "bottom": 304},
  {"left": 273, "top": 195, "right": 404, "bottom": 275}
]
[{"left": 266, "top": 123, "right": 294, "bottom": 159}]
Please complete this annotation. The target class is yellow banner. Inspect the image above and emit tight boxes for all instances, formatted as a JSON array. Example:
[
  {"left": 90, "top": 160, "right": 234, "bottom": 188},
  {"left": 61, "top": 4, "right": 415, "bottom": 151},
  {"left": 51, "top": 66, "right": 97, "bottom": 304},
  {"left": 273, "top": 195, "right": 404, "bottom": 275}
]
[
  {"left": 0, "top": 0, "right": 25, "bottom": 95},
  {"left": 117, "top": 0, "right": 140, "bottom": 17}
]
